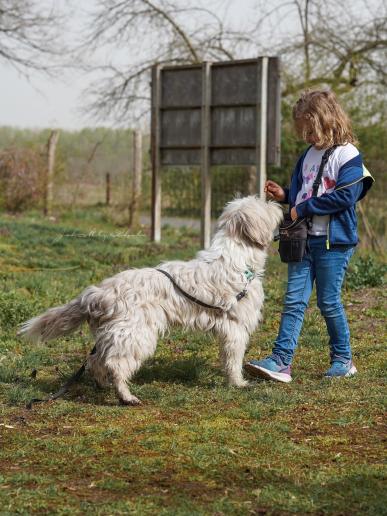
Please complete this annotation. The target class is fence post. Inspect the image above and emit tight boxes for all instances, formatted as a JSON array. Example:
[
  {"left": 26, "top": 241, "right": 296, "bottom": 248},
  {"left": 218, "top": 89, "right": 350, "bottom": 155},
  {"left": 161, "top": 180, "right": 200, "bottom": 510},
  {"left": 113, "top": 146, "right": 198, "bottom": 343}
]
[
  {"left": 129, "top": 130, "right": 143, "bottom": 229},
  {"left": 151, "top": 64, "right": 162, "bottom": 242},
  {"left": 44, "top": 129, "right": 60, "bottom": 216},
  {"left": 106, "top": 172, "right": 111, "bottom": 206},
  {"left": 201, "top": 61, "right": 212, "bottom": 249}
]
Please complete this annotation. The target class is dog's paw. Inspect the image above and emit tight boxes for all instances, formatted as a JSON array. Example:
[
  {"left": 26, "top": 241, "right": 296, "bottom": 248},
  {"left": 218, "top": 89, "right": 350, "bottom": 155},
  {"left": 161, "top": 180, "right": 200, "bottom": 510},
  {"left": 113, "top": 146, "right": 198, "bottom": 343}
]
[
  {"left": 119, "top": 395, "right": 142, "bottom": 406},
  {"left": 229, "top": 379, "right": 250, "bottom": 388}
]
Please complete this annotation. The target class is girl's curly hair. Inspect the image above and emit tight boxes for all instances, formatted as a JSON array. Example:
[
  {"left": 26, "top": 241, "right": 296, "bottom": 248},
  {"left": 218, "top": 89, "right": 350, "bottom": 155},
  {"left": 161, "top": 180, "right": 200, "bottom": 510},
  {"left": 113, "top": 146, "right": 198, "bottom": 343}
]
[{"left": 293, "top": 89, "right": 358, "bottom": 149}]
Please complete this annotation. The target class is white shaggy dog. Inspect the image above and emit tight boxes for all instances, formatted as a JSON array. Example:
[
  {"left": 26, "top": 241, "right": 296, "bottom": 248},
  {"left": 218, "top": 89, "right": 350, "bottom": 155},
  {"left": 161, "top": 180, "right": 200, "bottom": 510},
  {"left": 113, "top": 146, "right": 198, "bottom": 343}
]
[{"left": 19, "top": 196, "right": 283, "bottom": 405}]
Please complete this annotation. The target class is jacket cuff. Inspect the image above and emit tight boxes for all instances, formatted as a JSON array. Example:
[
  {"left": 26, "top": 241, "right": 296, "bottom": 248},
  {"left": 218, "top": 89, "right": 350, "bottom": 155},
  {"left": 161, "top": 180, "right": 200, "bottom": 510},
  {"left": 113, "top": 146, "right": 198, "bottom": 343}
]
[
  {"left": 280, "top": 187, "right": 289, "bottom": 204},
  {"left": 295, "top": 201, "right": 309, "bottom": 218}
]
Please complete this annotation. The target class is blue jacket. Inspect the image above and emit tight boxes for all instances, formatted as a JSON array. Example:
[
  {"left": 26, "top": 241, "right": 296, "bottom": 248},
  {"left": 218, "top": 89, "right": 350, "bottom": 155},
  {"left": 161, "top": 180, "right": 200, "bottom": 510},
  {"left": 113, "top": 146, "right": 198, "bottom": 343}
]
[{"left": 282, "top": 147, "right": 374, "bottom": 248}]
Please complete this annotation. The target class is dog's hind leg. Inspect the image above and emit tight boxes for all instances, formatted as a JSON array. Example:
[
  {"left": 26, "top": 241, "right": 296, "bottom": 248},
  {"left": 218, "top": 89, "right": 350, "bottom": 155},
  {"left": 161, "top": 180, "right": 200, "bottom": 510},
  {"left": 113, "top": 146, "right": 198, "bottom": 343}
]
[
  {"left": 218, "top": 324, "right": 250, "bottom": 387},
  {"left": 101, "top": 324, "right": 159, "bottom": 406},
  {"left": 108, "top": 359, "right": 142, "bottom": 406}
]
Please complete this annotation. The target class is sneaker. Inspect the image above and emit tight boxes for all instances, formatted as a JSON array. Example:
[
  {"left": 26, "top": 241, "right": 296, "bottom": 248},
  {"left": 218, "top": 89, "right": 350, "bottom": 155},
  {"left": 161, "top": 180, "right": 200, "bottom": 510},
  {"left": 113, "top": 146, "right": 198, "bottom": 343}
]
[
  {"left": 244, "top": 355, "right": 292, "bottom": 383},
  {"left": 324, "top": 359, "right": 357, "bottom": 378}
]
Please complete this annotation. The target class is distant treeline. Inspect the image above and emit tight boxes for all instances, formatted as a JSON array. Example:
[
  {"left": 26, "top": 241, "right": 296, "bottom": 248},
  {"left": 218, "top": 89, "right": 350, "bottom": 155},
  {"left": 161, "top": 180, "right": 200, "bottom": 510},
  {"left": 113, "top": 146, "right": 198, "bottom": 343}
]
[{"left": 0, "top": 110, "right": 385, "bottom": 239}]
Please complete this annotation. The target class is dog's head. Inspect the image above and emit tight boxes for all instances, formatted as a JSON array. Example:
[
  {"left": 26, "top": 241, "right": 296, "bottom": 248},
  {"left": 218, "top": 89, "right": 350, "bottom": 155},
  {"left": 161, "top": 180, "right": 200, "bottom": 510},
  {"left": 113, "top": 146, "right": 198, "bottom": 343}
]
[{"left": 217, "top": 195, "right": 283, "bottom": 248}]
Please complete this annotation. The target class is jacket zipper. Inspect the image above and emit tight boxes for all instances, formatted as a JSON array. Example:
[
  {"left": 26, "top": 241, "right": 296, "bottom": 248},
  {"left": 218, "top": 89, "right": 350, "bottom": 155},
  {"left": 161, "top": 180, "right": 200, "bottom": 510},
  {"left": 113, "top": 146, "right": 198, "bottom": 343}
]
[
  {"left": 326, "top": 217, "right": 330, "bottom": 249},
  {"left": 334, "top": 178, "right": 363, "bottom": 192}
]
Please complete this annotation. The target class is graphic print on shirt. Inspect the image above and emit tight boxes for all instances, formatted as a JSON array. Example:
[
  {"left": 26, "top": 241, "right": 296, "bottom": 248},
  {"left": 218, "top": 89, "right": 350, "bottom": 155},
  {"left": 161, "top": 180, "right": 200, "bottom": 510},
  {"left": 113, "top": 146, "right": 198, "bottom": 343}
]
[
  {"left": 323, "top": 176, "right": 337, "bottom": 190},
  {"left": 298, "top": 154, "right": 339, "bottom": 205}
]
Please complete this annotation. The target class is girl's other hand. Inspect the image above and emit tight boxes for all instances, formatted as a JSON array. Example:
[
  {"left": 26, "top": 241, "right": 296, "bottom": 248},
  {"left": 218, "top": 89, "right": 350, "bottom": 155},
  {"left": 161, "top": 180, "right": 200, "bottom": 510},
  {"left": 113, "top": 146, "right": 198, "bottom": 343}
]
[
  {"left": 264, "top": 180, "right": 285, "bottom": 202},
  {"left": 290, "top": 207, "right": 298, "bottom": 221}
]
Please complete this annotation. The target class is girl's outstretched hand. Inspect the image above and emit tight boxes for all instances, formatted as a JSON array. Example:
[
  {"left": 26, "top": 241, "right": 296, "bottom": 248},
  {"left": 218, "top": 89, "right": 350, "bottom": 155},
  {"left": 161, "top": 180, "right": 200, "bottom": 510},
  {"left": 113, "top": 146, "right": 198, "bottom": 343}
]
[{"left": 264, "top": 180, "right": 285, "bottom": 202}]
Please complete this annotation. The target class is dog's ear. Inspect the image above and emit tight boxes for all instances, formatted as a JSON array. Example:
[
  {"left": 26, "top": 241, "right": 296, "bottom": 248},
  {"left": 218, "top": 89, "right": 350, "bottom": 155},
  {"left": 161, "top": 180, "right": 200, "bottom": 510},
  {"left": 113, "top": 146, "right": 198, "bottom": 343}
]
[
  {"left": 218, "top": 208, "right": 267, "bottom": 248},
  {"left": 218, "top": 198, "right": 283, "bottom": 248}
]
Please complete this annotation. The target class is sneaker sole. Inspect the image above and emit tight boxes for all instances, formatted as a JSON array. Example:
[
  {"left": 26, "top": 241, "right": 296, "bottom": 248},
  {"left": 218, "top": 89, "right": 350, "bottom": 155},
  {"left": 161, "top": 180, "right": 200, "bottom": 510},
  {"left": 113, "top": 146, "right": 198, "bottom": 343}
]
[
  {"left": 244, "top": 363, "right": 292, "bottom": 383},
  {"left": 346, "top": 365, "right": 357, "bottom": 376},
  {"left": 324, "top": 365, "right": 358, "bottom": 378}
]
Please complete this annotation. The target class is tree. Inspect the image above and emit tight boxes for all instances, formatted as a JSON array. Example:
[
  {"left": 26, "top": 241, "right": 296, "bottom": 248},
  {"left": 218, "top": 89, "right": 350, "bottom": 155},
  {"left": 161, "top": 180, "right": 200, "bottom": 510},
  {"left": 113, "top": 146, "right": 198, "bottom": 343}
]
[
  {"left": 81, "top": 0, "right": 252, "bottom": 123},
  {"left": 82, "top": 0, "right": 387, "bottom": 124},
  {"left": 0, "top": 0, "right": 65, "bottom": 75},
  {"left": 275, "top": 0, "right": 387, "bottom": 97}
]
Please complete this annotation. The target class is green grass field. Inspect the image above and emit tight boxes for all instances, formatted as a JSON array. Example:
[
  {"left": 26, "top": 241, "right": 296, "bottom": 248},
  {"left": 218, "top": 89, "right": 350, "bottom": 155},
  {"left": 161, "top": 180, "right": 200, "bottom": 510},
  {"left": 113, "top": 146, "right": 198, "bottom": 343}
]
[{"left": 0, "top": 207, "right": 386, "bottom": 515}]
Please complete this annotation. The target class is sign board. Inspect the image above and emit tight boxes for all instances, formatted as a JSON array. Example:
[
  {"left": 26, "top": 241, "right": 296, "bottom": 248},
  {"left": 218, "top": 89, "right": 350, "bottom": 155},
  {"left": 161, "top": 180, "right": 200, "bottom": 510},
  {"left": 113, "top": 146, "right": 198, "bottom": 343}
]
[{"left": 151, "top": 57, "right": 281, "bottom": 247}]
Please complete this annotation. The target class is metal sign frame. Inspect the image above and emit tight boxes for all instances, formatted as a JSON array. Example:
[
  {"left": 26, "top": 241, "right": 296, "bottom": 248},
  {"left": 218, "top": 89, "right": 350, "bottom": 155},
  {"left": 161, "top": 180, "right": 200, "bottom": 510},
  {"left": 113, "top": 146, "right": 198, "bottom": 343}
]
[{"left": 151, "top": 57, "right": 281, "bottom": 247}]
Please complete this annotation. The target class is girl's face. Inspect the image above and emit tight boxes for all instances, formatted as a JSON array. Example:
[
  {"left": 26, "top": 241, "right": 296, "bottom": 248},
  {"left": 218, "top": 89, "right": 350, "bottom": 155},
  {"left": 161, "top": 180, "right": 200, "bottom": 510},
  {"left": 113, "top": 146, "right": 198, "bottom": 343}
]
[
  {"left": 305, "top": 130, "right": 316, "bottom": 145},
  {"left": 294, "top": 118, "right": 316, "bottom": 145}
]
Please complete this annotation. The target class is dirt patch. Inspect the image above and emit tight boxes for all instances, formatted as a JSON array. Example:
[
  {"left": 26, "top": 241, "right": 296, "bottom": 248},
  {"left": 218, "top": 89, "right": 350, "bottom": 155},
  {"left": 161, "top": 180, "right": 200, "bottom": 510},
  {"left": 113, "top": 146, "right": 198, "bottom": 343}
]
[
  {"left": 346, "top": 286, "right": 385, "bottom": 314},
  {"left": 290, "top": 411, "right": 386, "bottom": 461}
]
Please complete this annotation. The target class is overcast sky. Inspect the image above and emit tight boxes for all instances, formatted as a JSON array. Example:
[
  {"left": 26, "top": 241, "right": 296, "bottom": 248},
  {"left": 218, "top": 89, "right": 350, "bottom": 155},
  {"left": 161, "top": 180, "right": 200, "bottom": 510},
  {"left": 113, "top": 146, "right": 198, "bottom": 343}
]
[
  {"left": 0, "top": 0, "right": 279, "bottom": 130},
  {"left": 0, "top": 0, "right": 377, "bottom": 130}
]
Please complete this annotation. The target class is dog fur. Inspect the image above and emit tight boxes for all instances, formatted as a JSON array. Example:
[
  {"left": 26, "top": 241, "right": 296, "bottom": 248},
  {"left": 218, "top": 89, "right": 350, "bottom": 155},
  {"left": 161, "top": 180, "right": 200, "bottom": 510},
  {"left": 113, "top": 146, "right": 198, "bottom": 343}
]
[{"left": 19, "top": 196, "right": 283, "bottom": 405}]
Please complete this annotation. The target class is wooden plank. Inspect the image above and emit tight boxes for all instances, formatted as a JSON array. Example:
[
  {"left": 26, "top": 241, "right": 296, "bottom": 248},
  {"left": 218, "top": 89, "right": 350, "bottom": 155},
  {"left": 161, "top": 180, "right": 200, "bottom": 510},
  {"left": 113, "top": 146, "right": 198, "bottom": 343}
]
[
  {"left": 211, "top": 62, "right": 257, "bottom": 105},
  {"left": 161, "top": 149, "right": 201, "bottom": 166},
  {"left": 161, "top": 144, "right": 258, "bottom": 150},
  {"left": 162, "top": 68, "right": 202, "bottom": 107},
  {"left": 161, "top": 108, "right": 201, "bottom": 147},
  {"left": 162, "top": 147, "right": 257, "bottom": 166},
  {"left": 160, "top": 102, "right": 257, "bottom": 110},
  {"left": 201, "top": 62, "right": 212, "bottom": 249},
  {"left": 267, "top": 57, "right": 281, "bottom": 166},
  {"left": 151, "top": 64, "right": 162, "bottom": 242},
  {"left": 211, "top": 106, "right": 256, "bottom": 147},
  {"left": 211, "top": 148, "right": 256, "bottom": 166},
  {"left": 256, "top": 57, "right": 268, "bottom": 199}
]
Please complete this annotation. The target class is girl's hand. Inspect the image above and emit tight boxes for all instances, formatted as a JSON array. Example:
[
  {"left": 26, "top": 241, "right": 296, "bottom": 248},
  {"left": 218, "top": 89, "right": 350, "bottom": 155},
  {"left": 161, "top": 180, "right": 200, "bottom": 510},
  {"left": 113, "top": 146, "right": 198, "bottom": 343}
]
[
  {"left": 290, "top": 207, "right": 298, "bottom": 221},
  {"left": 264, "top": 180, "right": 285, "bottom": 202}
]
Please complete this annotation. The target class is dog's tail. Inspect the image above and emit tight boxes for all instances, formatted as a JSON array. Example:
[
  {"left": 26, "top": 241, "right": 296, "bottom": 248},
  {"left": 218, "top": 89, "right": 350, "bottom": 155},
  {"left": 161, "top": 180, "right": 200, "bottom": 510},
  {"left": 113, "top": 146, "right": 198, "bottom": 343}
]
[{"left": 18, "top": 285, "right": 103, "bottom": 342}]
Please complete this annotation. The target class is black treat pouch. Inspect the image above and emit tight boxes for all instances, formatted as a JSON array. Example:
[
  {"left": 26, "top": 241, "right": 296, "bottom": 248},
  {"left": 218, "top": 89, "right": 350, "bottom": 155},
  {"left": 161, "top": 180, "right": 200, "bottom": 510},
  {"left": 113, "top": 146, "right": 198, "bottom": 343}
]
[{"left": 278, "top": 214, "right": 309, "bottom": 263}]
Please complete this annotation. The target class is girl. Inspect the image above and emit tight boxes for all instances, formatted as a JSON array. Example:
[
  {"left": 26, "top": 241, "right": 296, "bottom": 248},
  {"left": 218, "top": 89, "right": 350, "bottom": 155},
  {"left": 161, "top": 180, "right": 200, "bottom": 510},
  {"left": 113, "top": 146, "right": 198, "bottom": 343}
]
[{"left": 245, "top": 89, "right": 374, "bottom": 382}]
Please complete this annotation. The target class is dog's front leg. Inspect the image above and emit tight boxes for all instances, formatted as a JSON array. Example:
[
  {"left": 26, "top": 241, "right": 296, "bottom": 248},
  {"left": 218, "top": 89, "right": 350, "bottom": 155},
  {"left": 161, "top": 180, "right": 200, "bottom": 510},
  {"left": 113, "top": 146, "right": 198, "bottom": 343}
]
[{"left": 219, "top": 326, "right": 249, "bottom": 387}]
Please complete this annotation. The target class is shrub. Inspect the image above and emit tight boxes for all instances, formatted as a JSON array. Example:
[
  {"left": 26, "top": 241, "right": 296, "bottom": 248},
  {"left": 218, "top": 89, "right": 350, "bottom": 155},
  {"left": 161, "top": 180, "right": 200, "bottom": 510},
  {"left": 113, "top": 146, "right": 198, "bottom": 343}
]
[
  {"left": 0, "top": 148, "right": 44, "bottom": 212},
  {"left": 345, "top": 255, "right": 387, "bottom": 290}
]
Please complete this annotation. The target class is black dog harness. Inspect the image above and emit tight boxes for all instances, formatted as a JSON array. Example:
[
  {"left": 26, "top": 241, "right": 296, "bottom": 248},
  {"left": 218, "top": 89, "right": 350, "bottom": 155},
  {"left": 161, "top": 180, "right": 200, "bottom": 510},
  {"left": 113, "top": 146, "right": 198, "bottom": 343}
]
[
  {"left": 156, "top": 268, "right": 249, "bottom": 311},
  {"left": 26, "top": 268, "right": 255, "bottom": 409}
]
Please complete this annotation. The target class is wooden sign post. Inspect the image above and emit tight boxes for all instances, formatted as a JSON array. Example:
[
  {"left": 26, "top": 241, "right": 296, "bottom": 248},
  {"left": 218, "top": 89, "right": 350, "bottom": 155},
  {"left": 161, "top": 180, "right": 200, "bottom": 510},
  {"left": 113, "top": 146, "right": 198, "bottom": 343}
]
[{"left": 151, "top": 57, "right": 281, "bottom": 248}]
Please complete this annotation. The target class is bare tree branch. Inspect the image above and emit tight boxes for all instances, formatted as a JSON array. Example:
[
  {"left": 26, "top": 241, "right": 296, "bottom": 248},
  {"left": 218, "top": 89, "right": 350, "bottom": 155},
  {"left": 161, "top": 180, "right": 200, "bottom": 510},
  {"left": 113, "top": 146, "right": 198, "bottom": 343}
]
[
  {"left": 0, "top": 0, "right": 67, "bottom": 76},
  {"left": 79, "top": 0, "right": 387, "bottom": 124}
]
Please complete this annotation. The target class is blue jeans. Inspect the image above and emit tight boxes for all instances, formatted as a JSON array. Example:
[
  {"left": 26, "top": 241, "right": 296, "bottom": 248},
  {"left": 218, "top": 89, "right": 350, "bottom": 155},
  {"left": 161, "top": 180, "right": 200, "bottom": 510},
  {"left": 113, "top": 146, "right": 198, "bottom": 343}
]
[{"left": 273, "top": 235, "right": 355, "bottom": 365}]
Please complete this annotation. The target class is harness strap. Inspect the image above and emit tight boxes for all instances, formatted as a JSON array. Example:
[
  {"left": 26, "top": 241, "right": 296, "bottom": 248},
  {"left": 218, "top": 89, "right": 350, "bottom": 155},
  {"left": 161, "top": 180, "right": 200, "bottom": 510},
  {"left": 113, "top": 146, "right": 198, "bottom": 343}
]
[
  {"left": 156, "top": 268, "right": 248, "bottom": 311},
  {"left": 312, "top": 146, "right": 337, "bottom": 197},
  {"left": 302, "top": 145, "right": 337, "bottom": 230}
]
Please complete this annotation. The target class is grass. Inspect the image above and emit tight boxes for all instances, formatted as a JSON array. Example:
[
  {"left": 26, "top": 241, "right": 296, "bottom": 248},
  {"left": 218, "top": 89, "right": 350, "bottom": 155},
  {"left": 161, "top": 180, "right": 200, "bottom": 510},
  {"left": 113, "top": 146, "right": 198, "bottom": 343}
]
[{"left": 0, "top": 206, "right": 386, "bottom": 515}]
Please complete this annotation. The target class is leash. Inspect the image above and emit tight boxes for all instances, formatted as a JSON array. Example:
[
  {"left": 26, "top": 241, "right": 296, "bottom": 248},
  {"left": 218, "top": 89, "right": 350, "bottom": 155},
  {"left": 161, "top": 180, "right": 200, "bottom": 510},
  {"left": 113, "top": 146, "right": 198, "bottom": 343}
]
[
  {"left": 26, "top": 266, "right": 255, "bottom": 408},
  {"left": 26, "top": 345, "right": 96, "bottom": 410},
  {"left": 156, "top": 268, "right": 250, "bottom": 311}
]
